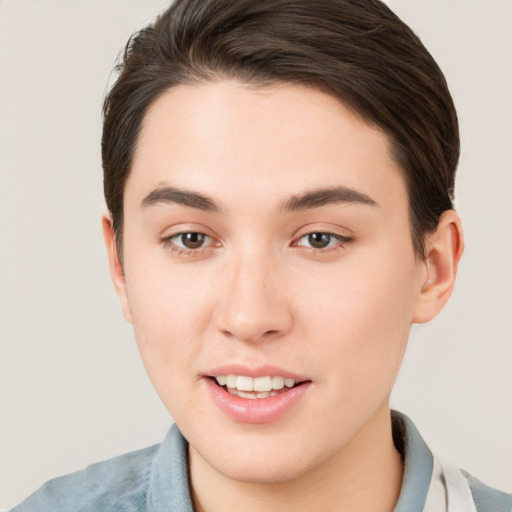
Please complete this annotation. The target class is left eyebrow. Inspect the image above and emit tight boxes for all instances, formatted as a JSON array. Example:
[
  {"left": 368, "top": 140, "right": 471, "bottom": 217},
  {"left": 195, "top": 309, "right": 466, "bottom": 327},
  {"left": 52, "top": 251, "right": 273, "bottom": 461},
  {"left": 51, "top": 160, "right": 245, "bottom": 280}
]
[
  {"left": 282, "top": 186, "right": 378, "bottom": 211},
  {"left": 140, "top": 186, "right": 220, "bottom": 212}
]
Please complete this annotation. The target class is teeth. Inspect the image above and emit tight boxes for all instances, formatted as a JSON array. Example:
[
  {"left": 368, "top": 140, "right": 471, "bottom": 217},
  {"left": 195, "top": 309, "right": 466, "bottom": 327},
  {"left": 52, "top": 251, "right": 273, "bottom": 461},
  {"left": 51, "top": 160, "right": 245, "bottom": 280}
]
[
  {"left": 227, "top": 389, "right": 281, "bottom": 399},
  {"left": 236, "top": 376, "right": 253, "bottom": 391},
  {"left": 271, "top": 376, "right": 285, "bottom": 389},
  {"left": 214, "top": 374, "right": 297, "bottom": 392},
  {"left": 284, "top": 378, "right": 295, "bottom": 388},
  {"left": 225, "top": 375, "right": 237, "bottom": 388},
  {"left": 256, "top": 390, "right": 280, "bottom": 398},
  {"left": 253, "top": 376, "right": 272, "bottom": 392},
  {"left": 235, "top": 390, "right": 258, "bottom": 399}
]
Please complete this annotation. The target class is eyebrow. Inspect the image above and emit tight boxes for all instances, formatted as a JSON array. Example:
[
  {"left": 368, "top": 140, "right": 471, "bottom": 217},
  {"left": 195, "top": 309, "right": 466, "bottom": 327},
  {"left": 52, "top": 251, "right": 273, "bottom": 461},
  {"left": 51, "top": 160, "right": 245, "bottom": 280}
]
[
  {"left": 140, "top": 184, "right": 377, "bottom": 213},
  {"left": 141, "top": 186, "right": 220, "bottom": 212},
  {"left": 283, "top": 186, "right": 378, "bottom": 211}
]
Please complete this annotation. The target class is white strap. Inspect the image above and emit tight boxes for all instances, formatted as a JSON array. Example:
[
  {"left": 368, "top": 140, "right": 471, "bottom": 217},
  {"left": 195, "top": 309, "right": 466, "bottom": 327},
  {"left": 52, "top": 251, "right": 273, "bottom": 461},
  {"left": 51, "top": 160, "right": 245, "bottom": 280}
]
[
  {"left": 424, "top": 457, "right": 477, "bottom": 512},
  {"left": 424, "top": 457, "right": 447, "bottom": 511},
  {"left": 440, "top": 459, "right": 477, "bottom": 512}
]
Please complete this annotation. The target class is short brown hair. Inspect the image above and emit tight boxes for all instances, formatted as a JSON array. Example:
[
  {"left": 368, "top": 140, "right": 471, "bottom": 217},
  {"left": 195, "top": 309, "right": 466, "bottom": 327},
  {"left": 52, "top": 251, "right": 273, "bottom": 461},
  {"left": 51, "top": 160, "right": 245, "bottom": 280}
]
[{"left": 102, "top": 0, "right": 459, "bottom": 258}]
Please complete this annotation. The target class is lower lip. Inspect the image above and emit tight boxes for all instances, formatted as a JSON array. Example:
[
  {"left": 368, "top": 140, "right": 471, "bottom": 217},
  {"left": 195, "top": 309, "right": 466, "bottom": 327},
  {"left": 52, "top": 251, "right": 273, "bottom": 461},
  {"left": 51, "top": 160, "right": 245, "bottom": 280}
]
[{"left": 204, "top": 378, "right": 311, "bottom": 424}]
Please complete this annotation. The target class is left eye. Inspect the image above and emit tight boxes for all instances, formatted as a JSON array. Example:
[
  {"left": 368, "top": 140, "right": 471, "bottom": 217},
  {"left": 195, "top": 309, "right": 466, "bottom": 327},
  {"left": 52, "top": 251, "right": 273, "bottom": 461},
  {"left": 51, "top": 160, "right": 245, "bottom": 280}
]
[
  {"left": 296, "top": 232, "right": 347, "bottom": 249},
  {"left": 169, "top": 232, "right": 212, "bottom": 249}
]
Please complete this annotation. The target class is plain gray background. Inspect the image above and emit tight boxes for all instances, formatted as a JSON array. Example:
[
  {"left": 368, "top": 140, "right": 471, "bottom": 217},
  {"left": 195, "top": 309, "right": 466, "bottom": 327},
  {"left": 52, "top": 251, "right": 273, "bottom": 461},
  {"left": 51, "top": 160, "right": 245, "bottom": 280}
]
[{"left": 1, "top": 0, "right": 511, "bottom": 509}]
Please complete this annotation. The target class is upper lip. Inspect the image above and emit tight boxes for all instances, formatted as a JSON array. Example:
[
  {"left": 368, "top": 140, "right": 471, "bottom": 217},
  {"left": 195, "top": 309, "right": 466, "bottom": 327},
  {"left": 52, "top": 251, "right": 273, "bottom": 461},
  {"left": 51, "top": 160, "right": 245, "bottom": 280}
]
[{"left": 206, "top": 364, "right": 309, "bottom": 382}]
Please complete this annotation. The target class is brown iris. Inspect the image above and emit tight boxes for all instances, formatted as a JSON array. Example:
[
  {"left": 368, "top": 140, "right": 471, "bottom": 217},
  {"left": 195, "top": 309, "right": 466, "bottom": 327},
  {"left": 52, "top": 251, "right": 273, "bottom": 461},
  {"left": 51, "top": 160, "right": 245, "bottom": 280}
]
[
  {"left": 308, "top": 233, "right": 333, "bottom": 249},
  {"left": 180, "top": 232, "right": 207, "bottom": 249}
]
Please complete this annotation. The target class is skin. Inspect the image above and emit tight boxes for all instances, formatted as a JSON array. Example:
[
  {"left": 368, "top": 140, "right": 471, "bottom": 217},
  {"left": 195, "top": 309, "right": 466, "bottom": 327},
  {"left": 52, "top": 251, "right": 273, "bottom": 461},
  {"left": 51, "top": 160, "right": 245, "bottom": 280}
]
[{"left": 103, "top": 81, "right": 463, "bottom": 512}]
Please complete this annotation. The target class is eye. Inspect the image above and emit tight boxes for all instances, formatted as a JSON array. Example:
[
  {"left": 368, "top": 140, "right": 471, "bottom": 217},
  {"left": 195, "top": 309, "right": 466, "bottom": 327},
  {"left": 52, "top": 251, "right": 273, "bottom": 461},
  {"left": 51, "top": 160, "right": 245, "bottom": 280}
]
[
  {"left": 295, "top": 232, "right": 351, "bottom": 250},
  {"left": 166, "top": 232, "right": 213, "bottom": 250}
]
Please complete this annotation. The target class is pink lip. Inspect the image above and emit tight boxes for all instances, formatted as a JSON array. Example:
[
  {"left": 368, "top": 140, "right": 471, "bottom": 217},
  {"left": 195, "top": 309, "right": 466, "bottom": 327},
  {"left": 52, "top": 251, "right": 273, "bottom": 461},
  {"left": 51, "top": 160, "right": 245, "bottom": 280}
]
[
  {"left": 207, "top": 364, "right": 308, "bottom": 381},
  {"left": 204, "top": 366, "right": 312, "bottom": 424}
]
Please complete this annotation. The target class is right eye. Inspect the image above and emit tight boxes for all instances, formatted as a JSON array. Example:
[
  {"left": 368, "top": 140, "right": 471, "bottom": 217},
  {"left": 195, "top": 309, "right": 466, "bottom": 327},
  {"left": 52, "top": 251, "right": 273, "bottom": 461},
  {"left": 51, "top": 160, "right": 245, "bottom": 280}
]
[
  {"left": 162, "top": 231, "right": 217, "bottom": 255},
  {"left": 170, "top": 232, "right": 211, "bottom": 249}
]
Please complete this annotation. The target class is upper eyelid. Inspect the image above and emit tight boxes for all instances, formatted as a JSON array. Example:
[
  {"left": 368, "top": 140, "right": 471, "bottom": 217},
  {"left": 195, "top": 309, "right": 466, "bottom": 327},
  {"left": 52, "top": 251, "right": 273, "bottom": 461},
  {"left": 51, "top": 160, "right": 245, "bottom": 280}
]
[
  {"left": 292, "top": 225, "right": 353, "bottom": 240},
  {"left": 160, "top": 224, "right": 218, "bottom": 240},
  {"left": 297, "top": 231, "right": 350, "bottom": 240},
  {"left": 168, "top": 231, "right": 211, "bottom": 239},
  {"left": 293, "top": 232, "right": 352, "bottom": 247}
]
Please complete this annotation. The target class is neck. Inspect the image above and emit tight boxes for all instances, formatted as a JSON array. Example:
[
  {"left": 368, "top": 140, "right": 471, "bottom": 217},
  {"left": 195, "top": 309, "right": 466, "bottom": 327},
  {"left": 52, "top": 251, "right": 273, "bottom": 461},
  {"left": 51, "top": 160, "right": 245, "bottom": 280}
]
[{"left": 189, "top": 405, "right": 403, "bottom": 512}]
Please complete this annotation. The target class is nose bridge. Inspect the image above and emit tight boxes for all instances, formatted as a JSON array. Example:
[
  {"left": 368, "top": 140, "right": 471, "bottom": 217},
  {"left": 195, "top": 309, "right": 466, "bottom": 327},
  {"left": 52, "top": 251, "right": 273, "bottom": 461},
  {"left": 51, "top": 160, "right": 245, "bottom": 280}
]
[{"left": 214, "top": 242, "right": 292, "bottom": 343}]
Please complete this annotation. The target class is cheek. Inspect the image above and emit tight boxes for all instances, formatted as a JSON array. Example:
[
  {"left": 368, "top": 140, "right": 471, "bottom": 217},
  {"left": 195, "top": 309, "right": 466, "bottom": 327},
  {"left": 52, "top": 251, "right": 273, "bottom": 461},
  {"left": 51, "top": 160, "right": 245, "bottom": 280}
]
[
  {"left": 123, "top": 260, "right": 212, "bottom": 382},
  {"left": 125, "top": 274, "right": 214, "bottom": 421},
  {"left": 299, "top": 251, "right": 417, "bottom": 389},
  {"left": 126, "top": 246, "right": 211, "bottom": 322}
]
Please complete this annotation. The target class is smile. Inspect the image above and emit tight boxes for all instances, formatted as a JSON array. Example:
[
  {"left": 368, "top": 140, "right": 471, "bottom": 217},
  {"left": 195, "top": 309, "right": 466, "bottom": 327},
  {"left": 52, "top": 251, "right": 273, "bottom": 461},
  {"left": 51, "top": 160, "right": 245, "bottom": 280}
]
[{"left": 214, "top": 375, "right": 300, "bottom": 399}]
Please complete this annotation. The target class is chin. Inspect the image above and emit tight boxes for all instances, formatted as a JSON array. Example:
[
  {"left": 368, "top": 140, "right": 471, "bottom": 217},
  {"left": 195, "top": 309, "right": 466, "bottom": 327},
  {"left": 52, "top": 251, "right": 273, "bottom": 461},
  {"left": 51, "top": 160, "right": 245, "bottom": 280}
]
[
  {"left": 217, "top": 457, "right": 312, "bottom": 485},
  {"left": 193, "top": 434, "right": 327, "bottom": 485}
]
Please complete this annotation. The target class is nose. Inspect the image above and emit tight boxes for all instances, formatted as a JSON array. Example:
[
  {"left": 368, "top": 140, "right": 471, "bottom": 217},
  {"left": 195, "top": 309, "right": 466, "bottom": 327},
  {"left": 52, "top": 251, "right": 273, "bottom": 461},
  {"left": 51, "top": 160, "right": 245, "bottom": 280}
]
[{"left": 213, "top": 249, "right": 293, "bottom": 344}]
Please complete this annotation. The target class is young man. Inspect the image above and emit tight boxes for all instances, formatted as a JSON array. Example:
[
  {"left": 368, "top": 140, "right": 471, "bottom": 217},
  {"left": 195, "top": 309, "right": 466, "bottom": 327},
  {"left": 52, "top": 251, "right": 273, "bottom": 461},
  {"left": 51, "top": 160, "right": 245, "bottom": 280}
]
[{"left": 11, "top": 1, "right": 512, "bottom": 511}]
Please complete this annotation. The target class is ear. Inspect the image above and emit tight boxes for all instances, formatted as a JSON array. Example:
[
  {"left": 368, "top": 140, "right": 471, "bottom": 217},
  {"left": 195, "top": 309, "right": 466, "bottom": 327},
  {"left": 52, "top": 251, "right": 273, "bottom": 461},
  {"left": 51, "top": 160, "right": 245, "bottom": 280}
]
[
  {"left": 413, "top": 210, "right": 464, "bottom": 324},
  {"left": 102, "top": 214, "right": 133, "bottom": 323}
]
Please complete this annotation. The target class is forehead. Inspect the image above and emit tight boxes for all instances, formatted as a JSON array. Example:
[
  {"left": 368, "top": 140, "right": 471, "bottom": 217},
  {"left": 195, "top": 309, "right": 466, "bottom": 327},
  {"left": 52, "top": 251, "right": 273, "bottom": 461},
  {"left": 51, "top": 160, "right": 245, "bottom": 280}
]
[{"left": 127, "top": 81, "right": 407, "bottom": 212}]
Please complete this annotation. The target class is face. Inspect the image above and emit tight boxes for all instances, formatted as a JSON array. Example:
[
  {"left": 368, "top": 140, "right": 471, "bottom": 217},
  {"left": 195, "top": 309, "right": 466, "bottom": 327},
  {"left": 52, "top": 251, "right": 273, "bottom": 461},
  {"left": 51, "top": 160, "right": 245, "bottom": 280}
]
[{"left": 111, "top": 81, "right": 429, "bottom": 483}]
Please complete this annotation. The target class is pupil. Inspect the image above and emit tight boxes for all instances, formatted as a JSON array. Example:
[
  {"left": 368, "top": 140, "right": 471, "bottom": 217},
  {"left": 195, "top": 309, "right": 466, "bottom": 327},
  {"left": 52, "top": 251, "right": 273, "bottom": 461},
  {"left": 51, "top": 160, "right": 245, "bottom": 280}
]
[
  {"left": 182, "top": 233, "right": 205, "bottom": 249},
  {"left": 308, "top": 233, "right": 331, "bottom": 249}
]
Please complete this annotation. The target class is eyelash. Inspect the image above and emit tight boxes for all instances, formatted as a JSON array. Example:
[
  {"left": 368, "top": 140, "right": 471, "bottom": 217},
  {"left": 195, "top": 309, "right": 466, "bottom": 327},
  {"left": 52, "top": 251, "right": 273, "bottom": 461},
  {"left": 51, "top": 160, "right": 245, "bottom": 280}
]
[
  {"left": 293, "top": 231, "right": 353, "bottom": 253},
  {"left": 161, "top": 230, "right": 352, "bottom": 256}
]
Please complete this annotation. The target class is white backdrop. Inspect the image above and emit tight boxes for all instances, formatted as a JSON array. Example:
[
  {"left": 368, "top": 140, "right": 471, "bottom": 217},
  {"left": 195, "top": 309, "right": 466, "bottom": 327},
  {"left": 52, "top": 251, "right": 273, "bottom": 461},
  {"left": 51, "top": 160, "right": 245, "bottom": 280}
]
[{"left": 1, "top": 0, "right": 511, "bottom": 509}]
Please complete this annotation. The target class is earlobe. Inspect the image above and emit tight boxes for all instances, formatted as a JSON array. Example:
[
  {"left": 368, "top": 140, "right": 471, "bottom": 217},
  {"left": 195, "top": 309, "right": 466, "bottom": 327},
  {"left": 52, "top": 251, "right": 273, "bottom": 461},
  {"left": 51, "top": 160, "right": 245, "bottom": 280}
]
[
  {"left": 413, "top": 210, "right": 464, "bottom": 324},
  {"left": 101, "top": 214, "right": 133, "bottom": 323}
]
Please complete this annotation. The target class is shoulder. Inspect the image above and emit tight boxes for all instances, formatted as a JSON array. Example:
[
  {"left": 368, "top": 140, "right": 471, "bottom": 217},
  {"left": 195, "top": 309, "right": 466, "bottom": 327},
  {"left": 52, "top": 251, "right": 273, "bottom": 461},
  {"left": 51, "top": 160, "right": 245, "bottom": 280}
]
[
  {"left": 11, "top": 424, "right": 194, "bottom": 512},
  {"left": 464, "top": 471, "right": 512, "bottom": 512},
  {"left": 11, "top": 443, "right": 159, "bottom": 512}
]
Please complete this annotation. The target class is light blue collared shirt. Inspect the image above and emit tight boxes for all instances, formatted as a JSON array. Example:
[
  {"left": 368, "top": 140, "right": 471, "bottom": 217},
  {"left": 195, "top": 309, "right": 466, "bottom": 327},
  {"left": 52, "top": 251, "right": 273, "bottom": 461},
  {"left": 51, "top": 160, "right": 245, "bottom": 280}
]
[{"left": 11, "top": 411, "right": 512, "bottom": 512}]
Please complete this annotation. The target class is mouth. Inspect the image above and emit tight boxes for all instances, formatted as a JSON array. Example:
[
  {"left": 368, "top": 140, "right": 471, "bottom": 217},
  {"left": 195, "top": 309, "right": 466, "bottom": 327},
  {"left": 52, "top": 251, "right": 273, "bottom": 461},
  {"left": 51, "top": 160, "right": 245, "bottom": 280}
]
[
  {"left": 205, "top": 369, "right": 312, "bottom": 423},
  {"left": 209, "top": 374, "right": 307, "bottom": 400}
]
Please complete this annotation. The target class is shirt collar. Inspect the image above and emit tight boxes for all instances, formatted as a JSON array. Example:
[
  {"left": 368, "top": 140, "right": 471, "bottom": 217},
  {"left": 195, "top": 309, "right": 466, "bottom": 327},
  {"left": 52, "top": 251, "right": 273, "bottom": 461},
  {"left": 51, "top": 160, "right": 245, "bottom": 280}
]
[
  {"left": 148, "top": 422, "right": 194, "bottom": 512},
  {"left": 391, "top": 410, "right": 434, "bottom": 512}
]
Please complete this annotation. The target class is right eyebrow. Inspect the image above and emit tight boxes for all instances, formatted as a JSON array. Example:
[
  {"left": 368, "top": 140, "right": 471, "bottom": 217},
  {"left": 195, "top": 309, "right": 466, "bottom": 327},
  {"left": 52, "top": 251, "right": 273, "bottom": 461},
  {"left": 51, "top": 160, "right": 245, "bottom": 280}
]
[{"left": 140, "top": 186, "right": 220, "bottom": 213}]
